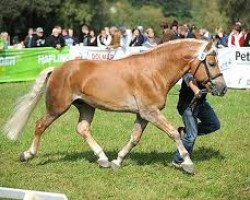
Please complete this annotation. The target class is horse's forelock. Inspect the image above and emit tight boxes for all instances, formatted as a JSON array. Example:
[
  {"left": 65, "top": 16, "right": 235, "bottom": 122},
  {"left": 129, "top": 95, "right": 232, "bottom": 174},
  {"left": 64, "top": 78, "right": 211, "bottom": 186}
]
[{"left": 197, "top": 41, "right": 217, "bottom": 59}]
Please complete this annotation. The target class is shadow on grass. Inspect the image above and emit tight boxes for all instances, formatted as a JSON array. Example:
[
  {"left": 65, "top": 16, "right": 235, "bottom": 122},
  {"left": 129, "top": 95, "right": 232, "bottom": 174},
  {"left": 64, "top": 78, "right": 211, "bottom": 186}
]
[{"left": 36, "top": 146, "right": 225, "bottom": 166}]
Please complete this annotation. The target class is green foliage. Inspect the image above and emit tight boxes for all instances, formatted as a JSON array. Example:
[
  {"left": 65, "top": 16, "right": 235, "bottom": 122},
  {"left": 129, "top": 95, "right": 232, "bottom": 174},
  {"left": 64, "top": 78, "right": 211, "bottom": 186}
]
[
  {"left": 58, "top": 0, "right": 111, "bottom": 32},
  {"left": 219, "top": 0, "right": 250, "bottom": 28},
  {"left": 0, "top": 0, "right": 249, "bottom": 38},
  {"left": 109, "top": 1, "right": 165, "bottom": 35},
  {"left": 0, "top": 82, "right": 249, "bottom": 199},
  {"left": 190, "top": 0, "right": 230, "bottom": 32}
]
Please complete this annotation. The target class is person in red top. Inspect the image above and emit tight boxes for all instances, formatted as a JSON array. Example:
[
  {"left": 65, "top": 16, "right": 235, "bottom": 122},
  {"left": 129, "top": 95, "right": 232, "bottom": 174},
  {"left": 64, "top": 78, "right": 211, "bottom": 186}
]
[{"left": 228, "top": 22, "right": 246, "bottom": 47}]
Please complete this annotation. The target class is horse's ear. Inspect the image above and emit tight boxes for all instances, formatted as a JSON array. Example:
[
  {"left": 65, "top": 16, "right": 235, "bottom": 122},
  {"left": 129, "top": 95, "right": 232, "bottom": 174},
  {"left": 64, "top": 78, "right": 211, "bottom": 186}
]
[{"left": 204, "top": 41, "right": 213, "bottom": 52}]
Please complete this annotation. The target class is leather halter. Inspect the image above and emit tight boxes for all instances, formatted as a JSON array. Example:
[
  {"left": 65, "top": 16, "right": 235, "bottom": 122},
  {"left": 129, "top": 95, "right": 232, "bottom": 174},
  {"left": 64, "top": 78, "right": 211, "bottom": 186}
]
[{"left": 193, "top": 54, "right": 223, "bottom": 86}]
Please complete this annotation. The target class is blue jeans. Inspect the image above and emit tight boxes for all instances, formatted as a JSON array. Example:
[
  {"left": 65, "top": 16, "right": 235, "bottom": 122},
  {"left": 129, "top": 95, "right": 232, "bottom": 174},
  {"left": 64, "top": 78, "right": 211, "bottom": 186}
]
[{"left": 173, "top": 102, "right": 220, "bottom": 163}]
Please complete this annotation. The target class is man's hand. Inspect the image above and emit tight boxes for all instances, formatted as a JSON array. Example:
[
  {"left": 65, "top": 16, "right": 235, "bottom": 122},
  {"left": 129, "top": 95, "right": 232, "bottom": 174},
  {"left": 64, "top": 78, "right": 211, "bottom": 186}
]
[
  {"left": 188, "top": 80, "right": 202, "bottom": 98},
  {"left": 194, "top": 90, "right": 202, "bottom": 98}
]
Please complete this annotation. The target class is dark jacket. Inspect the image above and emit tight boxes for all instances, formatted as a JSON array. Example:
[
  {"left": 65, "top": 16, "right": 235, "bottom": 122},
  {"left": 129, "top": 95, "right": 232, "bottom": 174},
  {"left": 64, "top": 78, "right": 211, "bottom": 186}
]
[
  {"left": 130, "top": 34, "right": 145, "bottom": 46},
  {"left": 31, "top": 35, "right": 46, "bottom": 47},
  {"left": 177, "top": 73, "right": 207, "bottom": 115},
  {"left": 45, "top": 35, "right": 65, "bottom": 48}
]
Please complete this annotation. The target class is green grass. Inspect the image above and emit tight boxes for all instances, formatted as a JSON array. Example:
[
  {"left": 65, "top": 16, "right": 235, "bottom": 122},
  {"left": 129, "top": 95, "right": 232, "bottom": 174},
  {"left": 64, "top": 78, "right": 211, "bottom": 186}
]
[{"left": 0, "top": 82, "right": 249, "bottom": 200}]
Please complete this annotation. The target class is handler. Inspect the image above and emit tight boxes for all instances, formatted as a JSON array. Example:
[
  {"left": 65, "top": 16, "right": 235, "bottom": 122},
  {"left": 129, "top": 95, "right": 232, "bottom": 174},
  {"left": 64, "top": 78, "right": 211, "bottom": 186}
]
[{"left": 172, "top": 73, "right": 221, "bottom": 169}]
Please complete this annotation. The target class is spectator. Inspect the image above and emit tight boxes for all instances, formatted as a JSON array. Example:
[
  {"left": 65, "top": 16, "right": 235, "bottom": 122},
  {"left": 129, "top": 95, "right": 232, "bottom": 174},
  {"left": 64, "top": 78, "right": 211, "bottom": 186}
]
[
  {"left": 69, "top": 28, "right": 78, "bottom": 45},
  {"left": 89, "top": 30, "right": 97, "bottom": 46},
  {"left": 23, "top": 28, "right": 34, "bottom": 48},
  {"left": 62, "top": 28, "right": 76, "bottom": 46},
  {"left": 199, "top": 28, "right": 212, "bottom": 40},
  {"left": 170, "top": 20, "right": 179, "bottom": 39},
  {"left": 45, "top": 27, "right": 65, "bottom": 49},
  {"left": 97, "top": 28, "right": 112, "bottom": 48},
  {"left": 12, "top": 36, "right": 24, "bottom": 49},
  {"left": 186, "top": 24, "right": 194, "bottom": 38},
  {"left": 137, "top": 25, "right": 147, "bottom": 41},
  {"left": 159, "top": 23, "right": 176, "bottom": 44},
  {"left": 104, "top": 26, "right": 110, "bottom": 36},
  {"left": 31, "top": 27, "right": 46, "bottom": 48},
  {"left": 120, "top": 27, "right": 132, "bottom": 48},
  {"left": 0, "top": 32, "right": 9, "bottom": 50},
  {"left": 108, "top": 26, "right": 120, "bottom": 48},
  {"left": 215, "top": 28, "right": 228, "bottom": 48},
  {"left": 244, "top": 29, "right": 250, "bottom": 47},
  {"left": 81, "top": 25, "right": 90, "bottom": 46},
  {"left": 130, "top": 28, "right": 144, "bottom": 46},
  {"left": 55, "top": 25, "right": 62, "bottom": 35},
  {"left": 178, "top": 25, "right": 190, "bottom": 38},
  {"left": 228, "top": 23, "right": 245, "bottom": 47},
  {"left": 143, "top": 28, "right": 158, "bottom": 48}
]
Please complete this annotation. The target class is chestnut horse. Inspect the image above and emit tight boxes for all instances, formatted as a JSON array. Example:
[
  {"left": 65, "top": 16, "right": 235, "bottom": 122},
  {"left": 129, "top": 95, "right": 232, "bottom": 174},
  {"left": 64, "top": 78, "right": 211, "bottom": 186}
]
[{"left": 4, "top": 39, "right": 227, "bottom": 173}]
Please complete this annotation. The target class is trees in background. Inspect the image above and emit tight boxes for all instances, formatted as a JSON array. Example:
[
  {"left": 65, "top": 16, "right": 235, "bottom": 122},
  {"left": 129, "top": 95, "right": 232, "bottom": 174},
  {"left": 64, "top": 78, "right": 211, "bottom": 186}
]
[{"left": 0, "top": 0, "right": 249, "bottom": 40}]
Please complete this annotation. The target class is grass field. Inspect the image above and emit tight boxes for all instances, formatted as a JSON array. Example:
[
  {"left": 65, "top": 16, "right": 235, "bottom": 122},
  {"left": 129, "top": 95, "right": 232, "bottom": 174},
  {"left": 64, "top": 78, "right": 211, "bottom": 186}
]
[{"left": 0, "top": 82, "right": 249, "bottom": 200}]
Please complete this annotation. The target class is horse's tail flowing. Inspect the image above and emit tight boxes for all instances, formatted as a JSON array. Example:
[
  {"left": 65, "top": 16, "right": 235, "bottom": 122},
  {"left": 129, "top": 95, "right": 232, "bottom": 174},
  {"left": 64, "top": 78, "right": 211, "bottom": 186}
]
[{"left": 3, "top": 67, "right": 55, "bottom": 140}]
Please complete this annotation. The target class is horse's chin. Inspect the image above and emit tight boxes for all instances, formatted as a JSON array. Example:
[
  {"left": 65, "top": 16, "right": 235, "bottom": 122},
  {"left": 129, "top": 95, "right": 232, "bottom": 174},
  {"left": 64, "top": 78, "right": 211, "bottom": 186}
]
[{"left": 210, "top": 85, "right": 227, "bottom": 96}]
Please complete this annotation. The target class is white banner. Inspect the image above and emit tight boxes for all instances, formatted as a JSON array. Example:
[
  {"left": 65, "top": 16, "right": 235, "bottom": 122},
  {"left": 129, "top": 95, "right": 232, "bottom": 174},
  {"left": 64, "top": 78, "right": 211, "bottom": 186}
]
[
  {"left": 69, "top": 46, "right": 250, "bottom": 89},
  {"left": 69, "top": 46, "right": 148, "bottom": 60},
  {"left": 218, "top": 47, "right": 250, "bottom": 89}
]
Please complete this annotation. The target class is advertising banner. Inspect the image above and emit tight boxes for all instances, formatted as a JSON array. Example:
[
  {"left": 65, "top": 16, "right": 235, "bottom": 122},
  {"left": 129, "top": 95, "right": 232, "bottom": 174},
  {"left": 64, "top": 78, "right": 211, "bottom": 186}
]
[
  {"left": 0, "top": 47, "right": 70, "bottom": 82},
  {"left": 217, "top": 47, "right": 250, "bottom": 89}
]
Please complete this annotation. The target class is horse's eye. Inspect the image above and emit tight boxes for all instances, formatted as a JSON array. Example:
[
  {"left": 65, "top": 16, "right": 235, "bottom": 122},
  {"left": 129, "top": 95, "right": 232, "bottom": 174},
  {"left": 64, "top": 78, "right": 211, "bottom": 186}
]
[{"left": 209, "top": 62, "right": 216, "bottom": 67}]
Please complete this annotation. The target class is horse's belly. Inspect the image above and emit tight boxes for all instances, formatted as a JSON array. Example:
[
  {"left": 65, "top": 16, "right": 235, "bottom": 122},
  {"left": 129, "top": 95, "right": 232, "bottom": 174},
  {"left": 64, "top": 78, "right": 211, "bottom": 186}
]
[{"left": 72, "top": 93, "right": 139, "bottom": 113}]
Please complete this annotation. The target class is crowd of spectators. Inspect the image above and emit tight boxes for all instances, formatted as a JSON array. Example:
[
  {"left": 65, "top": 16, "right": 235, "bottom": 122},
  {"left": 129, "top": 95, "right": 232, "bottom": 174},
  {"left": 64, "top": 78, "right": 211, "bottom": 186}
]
[{"left": 1, "top": 20, "right": 250, "bottom": 51}]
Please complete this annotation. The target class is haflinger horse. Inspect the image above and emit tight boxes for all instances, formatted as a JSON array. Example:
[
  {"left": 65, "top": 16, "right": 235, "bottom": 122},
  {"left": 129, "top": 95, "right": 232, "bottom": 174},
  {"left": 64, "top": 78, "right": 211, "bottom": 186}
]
[{"left": 4, "top": 39, "right": 227, "bottom": 174}]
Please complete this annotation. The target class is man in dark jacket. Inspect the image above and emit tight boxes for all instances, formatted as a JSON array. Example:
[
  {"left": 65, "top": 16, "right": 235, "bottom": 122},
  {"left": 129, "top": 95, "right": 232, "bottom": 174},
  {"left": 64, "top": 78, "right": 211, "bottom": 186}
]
[
  {"left": 45, "top": 27, "right": 65, "bottom": 49},
  {"left": 172, "top": 73, "right": 221, "bottom": 170},
  {"left": 31, "top": 27, "right": 46, "bottom": 48}
]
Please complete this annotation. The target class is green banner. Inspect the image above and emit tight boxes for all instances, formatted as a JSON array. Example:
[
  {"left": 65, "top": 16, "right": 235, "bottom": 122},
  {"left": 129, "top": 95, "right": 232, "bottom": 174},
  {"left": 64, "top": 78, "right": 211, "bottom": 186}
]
[{"left": 0, "top": 47, "right": 70, "bottom": 83}]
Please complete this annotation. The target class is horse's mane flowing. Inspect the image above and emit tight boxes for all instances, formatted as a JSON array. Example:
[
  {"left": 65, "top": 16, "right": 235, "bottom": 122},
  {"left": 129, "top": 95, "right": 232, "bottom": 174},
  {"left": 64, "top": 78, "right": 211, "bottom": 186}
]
[{"left": 124, "top": 39, "right": 208, "bottom": 59}]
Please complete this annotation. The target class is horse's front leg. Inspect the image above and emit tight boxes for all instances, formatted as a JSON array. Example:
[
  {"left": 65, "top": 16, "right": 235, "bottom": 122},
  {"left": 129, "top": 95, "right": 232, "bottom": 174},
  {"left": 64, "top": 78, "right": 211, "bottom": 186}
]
[
  {"left": 111, "top": 114, "right": 148, "bottom": 169},
  {"left": 139, "top": 107, "right": 194, "bottom": 174}
]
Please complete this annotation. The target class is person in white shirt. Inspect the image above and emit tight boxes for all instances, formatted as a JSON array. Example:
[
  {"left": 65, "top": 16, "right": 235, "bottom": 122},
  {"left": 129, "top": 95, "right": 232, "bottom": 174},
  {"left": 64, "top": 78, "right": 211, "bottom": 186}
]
[{"left": 97, "top": 29, "right": 112, "bottom": 48}]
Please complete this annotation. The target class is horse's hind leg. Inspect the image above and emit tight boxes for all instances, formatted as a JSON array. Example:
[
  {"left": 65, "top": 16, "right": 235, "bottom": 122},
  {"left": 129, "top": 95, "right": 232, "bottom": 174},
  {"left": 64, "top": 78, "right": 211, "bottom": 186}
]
[
  {"left": 76, "top": 102, "right": 109, "bottom": 168},
  {"left": 20, "top": 113, "right": 59, "bottom": 162},
  {"left": 20, "top": 88, "right": 71, "bottom": 162},
  {"left": 111, "top": 114, "right": 148, "bottom": 169}
]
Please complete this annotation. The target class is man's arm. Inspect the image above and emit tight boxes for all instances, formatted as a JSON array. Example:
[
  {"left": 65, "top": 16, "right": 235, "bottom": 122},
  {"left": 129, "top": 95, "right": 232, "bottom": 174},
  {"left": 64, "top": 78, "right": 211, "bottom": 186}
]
[{"left": 183, "top": 73, "right": 202, "bottom": 98}]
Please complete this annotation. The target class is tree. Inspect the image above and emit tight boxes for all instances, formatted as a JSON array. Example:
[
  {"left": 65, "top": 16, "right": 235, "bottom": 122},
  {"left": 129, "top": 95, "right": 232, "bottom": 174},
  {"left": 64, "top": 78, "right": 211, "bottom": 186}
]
[
  {"left": 190, "top": 0, "right": 229, "bottom": 32},
  {"left": 108, "top": 0, "right": 166, "bottom": 36},
  {"left": 0, "top": 0, "right": 62, "bottom": 37},
  {"left": 219, "top": 0, "right": 250, "bottom": 28}
]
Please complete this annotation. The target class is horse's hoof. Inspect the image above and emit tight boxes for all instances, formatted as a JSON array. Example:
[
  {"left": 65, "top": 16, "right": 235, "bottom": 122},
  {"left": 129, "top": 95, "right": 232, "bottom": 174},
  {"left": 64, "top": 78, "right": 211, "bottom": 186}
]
[
  {"left": 111, "top": 160, "right": 121, "bottom": 170},
  {"left": 97, "top": 159, "right": 110, "bottom": 168},
  {"left": 20, "top": 152, "right": 27, "bottom": 162},
  {"left": 181, "top": 163, "right": 194, "bottom": 174}
]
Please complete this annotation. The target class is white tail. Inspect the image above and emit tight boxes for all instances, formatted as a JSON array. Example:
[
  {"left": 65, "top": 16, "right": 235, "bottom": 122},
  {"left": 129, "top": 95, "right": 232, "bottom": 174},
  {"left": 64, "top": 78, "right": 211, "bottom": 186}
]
[{"left": 3, "top": 67, "right": 54, "bottom": 140}]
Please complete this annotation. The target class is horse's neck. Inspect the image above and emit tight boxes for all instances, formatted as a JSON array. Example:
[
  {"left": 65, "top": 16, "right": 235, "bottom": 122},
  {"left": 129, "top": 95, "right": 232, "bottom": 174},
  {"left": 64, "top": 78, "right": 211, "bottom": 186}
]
[{"left": 153, "top": 44, "right": 195, "bottom": 87}]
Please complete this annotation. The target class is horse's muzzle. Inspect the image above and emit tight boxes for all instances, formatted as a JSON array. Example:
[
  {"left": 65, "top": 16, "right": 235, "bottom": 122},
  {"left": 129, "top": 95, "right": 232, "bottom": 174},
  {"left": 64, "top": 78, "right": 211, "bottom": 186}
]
[{"left": 211, "top": 83, "right": 227, "bottom": 96}]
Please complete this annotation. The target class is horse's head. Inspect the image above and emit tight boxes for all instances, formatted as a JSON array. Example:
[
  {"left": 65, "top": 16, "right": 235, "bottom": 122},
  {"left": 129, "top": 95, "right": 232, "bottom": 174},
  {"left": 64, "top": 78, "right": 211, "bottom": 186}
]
[{"left": 189, "top": 41, "right": 227, "bottom": 96}]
